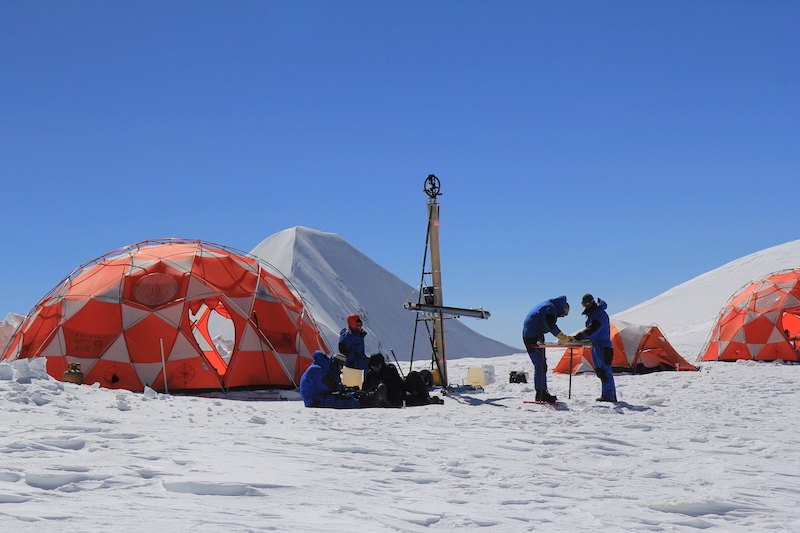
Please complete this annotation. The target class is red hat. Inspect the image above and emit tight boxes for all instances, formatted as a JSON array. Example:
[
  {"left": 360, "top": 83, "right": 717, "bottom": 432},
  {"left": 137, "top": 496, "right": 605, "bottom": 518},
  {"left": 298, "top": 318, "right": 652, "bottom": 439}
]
[{"left": 347, "top": 314, "right": 362, "bottom": 329}]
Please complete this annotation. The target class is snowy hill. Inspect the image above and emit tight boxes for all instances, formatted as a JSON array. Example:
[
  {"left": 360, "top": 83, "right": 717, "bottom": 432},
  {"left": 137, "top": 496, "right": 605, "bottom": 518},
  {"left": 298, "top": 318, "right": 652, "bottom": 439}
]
[
  {"left": 614, "top": 239, "right": 800, "bottom": 359},
  {"left": 250, "top": 227, "right": 519, "bottom": 360}
]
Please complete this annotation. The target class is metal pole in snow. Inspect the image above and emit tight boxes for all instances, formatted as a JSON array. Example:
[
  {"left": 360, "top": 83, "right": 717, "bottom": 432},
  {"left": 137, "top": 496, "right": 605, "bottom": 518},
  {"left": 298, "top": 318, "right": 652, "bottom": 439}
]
[
  {"left": 160, "top": 338, "right": 169, "bottom": 394},
  {"left": 569, "top": 347, "right": 573, "bottom": 399}
]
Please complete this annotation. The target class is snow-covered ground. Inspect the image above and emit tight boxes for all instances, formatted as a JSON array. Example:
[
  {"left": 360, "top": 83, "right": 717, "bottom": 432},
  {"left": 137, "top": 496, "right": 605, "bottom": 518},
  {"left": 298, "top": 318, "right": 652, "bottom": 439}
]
[
  {"left": 3, "top": 235, "right": 800, "bottom": 531},
  {"left": 2, "top": 355, "right": 799, "bottom": 532}
]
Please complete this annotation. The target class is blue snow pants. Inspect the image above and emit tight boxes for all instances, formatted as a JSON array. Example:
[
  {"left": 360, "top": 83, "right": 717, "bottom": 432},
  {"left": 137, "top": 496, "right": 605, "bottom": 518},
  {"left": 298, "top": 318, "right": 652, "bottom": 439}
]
[
  {"left": 592, "top": 345, "right": 617, "bottom": 400},
  {"left": 314, "top": 393, "right": 362, "bottom": 409},
  {"left": 523, "top": 335, "right": 548, "bottom": 390}
]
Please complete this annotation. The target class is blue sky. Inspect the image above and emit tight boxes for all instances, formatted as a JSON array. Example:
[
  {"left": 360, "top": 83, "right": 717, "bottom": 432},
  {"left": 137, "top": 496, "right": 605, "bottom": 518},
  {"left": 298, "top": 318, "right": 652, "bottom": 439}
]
[{"left": 2, "top": 0, "right": 798, "bottom": 348}]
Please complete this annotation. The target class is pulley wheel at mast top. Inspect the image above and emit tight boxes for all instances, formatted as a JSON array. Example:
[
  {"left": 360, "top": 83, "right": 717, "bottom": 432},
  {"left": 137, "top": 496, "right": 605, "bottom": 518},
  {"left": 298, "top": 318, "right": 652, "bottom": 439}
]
[{"left": 423, "top": 174, "right": 441, "bottom": 199}]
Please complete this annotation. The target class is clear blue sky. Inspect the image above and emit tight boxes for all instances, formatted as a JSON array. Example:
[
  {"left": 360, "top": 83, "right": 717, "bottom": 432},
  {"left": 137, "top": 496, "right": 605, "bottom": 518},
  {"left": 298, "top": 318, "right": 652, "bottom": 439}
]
[{"left": 2, "top": 0, "right": 798, "bottom": 348}]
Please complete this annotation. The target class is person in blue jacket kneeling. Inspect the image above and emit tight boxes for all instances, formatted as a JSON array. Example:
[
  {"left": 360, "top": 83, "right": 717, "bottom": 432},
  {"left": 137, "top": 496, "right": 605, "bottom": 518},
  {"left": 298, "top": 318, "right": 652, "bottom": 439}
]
[{"left": 299, "top": 351, "right": 386, "bottom": 408}]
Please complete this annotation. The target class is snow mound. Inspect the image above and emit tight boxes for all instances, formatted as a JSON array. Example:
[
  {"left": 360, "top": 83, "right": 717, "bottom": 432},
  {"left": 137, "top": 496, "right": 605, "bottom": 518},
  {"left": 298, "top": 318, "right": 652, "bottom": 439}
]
[{"left": 251, "top": 226, "right": 520, "bottom": 359}]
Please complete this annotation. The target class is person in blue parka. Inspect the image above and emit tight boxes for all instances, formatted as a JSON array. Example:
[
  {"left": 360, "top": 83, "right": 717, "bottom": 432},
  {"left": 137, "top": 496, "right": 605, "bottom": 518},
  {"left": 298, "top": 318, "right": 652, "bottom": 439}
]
[
  {"left": 338, "top": 313, "right": 369, "bottom": 371},
  {"left": 522, "top": 296, "right": 575, "bottom": 402},
  {"left": 299, "top": 351, "right": 362, "bottom": 408},
  {"left": 574, "top": 294, "right": 617, "bottom": 402}
]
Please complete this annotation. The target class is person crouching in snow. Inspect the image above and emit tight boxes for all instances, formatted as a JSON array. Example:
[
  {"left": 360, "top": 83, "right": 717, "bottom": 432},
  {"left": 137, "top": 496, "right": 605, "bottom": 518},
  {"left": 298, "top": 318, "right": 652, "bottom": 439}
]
[
  {"left": 522, "top": 295, "right": 576, "bottom": 403},
  {"left": 363, "top": 353, "right": 405, "bottom": 407},
  {"left": 299, "top": 351, "right": 386, "bottom": 408},
  {"left": 573, "top": 294, "right": 617, "bottom": 402},
  {"left": 338, "top": 313, "right": 369, "bottom": 371}
]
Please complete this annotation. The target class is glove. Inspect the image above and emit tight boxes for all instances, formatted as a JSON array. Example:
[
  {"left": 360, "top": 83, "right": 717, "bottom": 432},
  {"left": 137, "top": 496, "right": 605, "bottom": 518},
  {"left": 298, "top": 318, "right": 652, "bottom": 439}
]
[{"left": 556, "top": 332, "right": 578, "bottom": 344}]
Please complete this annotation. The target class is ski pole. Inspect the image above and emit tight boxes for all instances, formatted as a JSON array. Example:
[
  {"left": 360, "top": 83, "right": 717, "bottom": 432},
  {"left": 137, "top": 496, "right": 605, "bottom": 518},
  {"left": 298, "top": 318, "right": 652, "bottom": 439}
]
[
  {"left": 390, "top": 349, "right": 405, "bottom": 379},
  {"left": 568, "top": 347, "right": 573, "bottom": 399}
]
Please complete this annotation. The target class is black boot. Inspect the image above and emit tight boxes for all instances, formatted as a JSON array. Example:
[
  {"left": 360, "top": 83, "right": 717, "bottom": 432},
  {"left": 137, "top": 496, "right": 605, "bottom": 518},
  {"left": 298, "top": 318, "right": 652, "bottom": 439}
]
[
  {"left": 596, "top": 396, "right": 617, "bottom": 402},
  {"left": 535, "top": 389, "right": 557, "bottom": 403}
]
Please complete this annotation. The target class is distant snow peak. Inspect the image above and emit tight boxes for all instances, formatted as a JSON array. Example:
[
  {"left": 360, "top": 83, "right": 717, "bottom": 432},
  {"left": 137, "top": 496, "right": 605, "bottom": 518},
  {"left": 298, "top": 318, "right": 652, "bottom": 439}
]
[{"left": 251, "top": 227, "right": 520, "bottom": 360}]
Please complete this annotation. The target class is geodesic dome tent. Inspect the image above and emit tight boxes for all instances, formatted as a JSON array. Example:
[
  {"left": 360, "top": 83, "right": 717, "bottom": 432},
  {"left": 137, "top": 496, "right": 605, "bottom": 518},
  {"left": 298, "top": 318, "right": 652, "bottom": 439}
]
[
  {"left": 2, "top": 239, "right": 330, "bottom": 392},
  {"left": 700, "top": 269, "right": 800, "bottom": 362},
  {"left": 553, "top": 319, "right": 697, "bottom": 375}
]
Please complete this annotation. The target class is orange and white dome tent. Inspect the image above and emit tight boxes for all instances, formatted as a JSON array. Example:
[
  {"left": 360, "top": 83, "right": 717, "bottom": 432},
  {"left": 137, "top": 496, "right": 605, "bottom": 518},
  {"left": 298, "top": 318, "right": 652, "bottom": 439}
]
[
  {"left": 553, "top": 319, "right": 697, "bottom": 375},
  {"left": 700, "top": 269, "right": 800, "bottom": 362},
  {"left": 2, "top": 239, "right": 330, "bottom": 392}
]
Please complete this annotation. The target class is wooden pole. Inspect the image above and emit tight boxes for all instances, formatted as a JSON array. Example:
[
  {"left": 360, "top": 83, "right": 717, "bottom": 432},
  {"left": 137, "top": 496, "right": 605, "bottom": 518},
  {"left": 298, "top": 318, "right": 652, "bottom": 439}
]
[{"left": 427, "top": 197, "right": 447, "bottom": 387}]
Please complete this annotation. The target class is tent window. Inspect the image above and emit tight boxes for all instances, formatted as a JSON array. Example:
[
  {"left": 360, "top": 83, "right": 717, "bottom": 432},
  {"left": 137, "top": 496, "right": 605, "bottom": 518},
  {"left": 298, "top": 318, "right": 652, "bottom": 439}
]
[
  {"left": 755, "top": 292, "right": 782, "bottom": 312},
  {"left": 187, "top": 299, "right": 235, "bottom": 375},
  {"left": 780, "top": 311, "right": 800, "bottom": 351},
  {"left": 207, "top": 309, "right": 234, "bottom": 363}
]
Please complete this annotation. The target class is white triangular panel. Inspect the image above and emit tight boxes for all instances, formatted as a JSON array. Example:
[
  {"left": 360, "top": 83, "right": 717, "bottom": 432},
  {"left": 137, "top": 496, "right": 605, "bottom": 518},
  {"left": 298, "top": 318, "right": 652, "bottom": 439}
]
[
  {"left": 239, "top": 323, "right": 270, "bottom": 351},
  {"left": 783, "top": 293, "right": 800, "bottom": 308},
  {"left": 284, "top": 307, "right": 301, "bottom": 325},
  {"left": 155, "top": 303, "right": 185, "bottom": 329},
  {"left": 275, "top": 352, "right": 298, "bottom": 380},
  {"left": 121, "top": 304, "right": 151, "bottom": 330},
  {"left": 747, "top": 343, "right": 764, "bottom": 359},
  {"left": 39, "top": 329, "right": 66, "bottom": 357},
  {"left": 185, "top": 276, "right": 217, "bottom": 300},
  {"left": 129, "top": 257, "right": 161, "bottom": 272},
  {"left": 101, "top": 335, "right": 131, "bottom": 363},
  {"left": 191, "top": 327, "right": 214, "bottom": 352},
  {"left": 92, "top": 278, "right": 124, "bottom": 303},
  {"left": 745, "top": 309, "right": 761, "bottom": 323},
  {"left": 196, "top": 249, "right": 226, "bottom": 259},
  {"left": 763, "top": 310, "right": 781, "bottom": 324},
  {"left": 716, "top": 340, "right": 729, "bottom": 356},
  {"left": 232, "top": 257, "right": 259, "bottom": 274},
  {"left": 61, "top": 298, "right": 91, "bottom": 321},
  {"left": 732, "top": 328, "right": 747, "bottom": 343},
  {"left": 171, "top": 331, "right": 203, "bottom": 361},
  {"left": 254, "top": 280, "right": 280, "bottom": 303},
  {"left": 296, "top": 339, "right": 315, "bottom": 359},
  {"left": 222, "top": 296, "right": 253, "bottom": 319},
  {"left": 767, "top": 328, "right": 787, "bottom": 344},
  {"left": 162, "top": 256, "right": 195, "bottom": 274},
  {"left": 106, "top": 250, "right": 133, "bottom": 263},
  {"left": 132, "top": 362, "right": 165, "bottom": 389}
]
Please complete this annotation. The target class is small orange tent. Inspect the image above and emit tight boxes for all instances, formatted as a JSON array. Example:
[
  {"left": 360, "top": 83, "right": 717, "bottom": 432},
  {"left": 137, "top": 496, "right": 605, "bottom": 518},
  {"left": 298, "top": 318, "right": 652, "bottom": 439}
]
[
  {"left": 700, "top": 269, "right": 800, "bottom": 362},
  {"left": 2, "top": 239, "right": 329, "bottom": 392},
  {"left": 553, "top": 319, "right": 697, "bottom": 375}
]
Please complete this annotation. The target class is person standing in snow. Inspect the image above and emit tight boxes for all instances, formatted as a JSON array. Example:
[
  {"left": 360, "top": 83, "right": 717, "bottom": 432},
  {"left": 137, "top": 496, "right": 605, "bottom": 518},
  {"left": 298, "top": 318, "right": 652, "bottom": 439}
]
[
  {"left": 574, "top": 294, "right": 617, "bottom": 402},
  {"left": 338, "top": 313, "right": 369, "bottom": 371},
  {"left": 299, "top": 351, "right": 386, "bottom": 408},
  {"left": 522, "top": 296, "right": 575, "bottom": 402}
]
